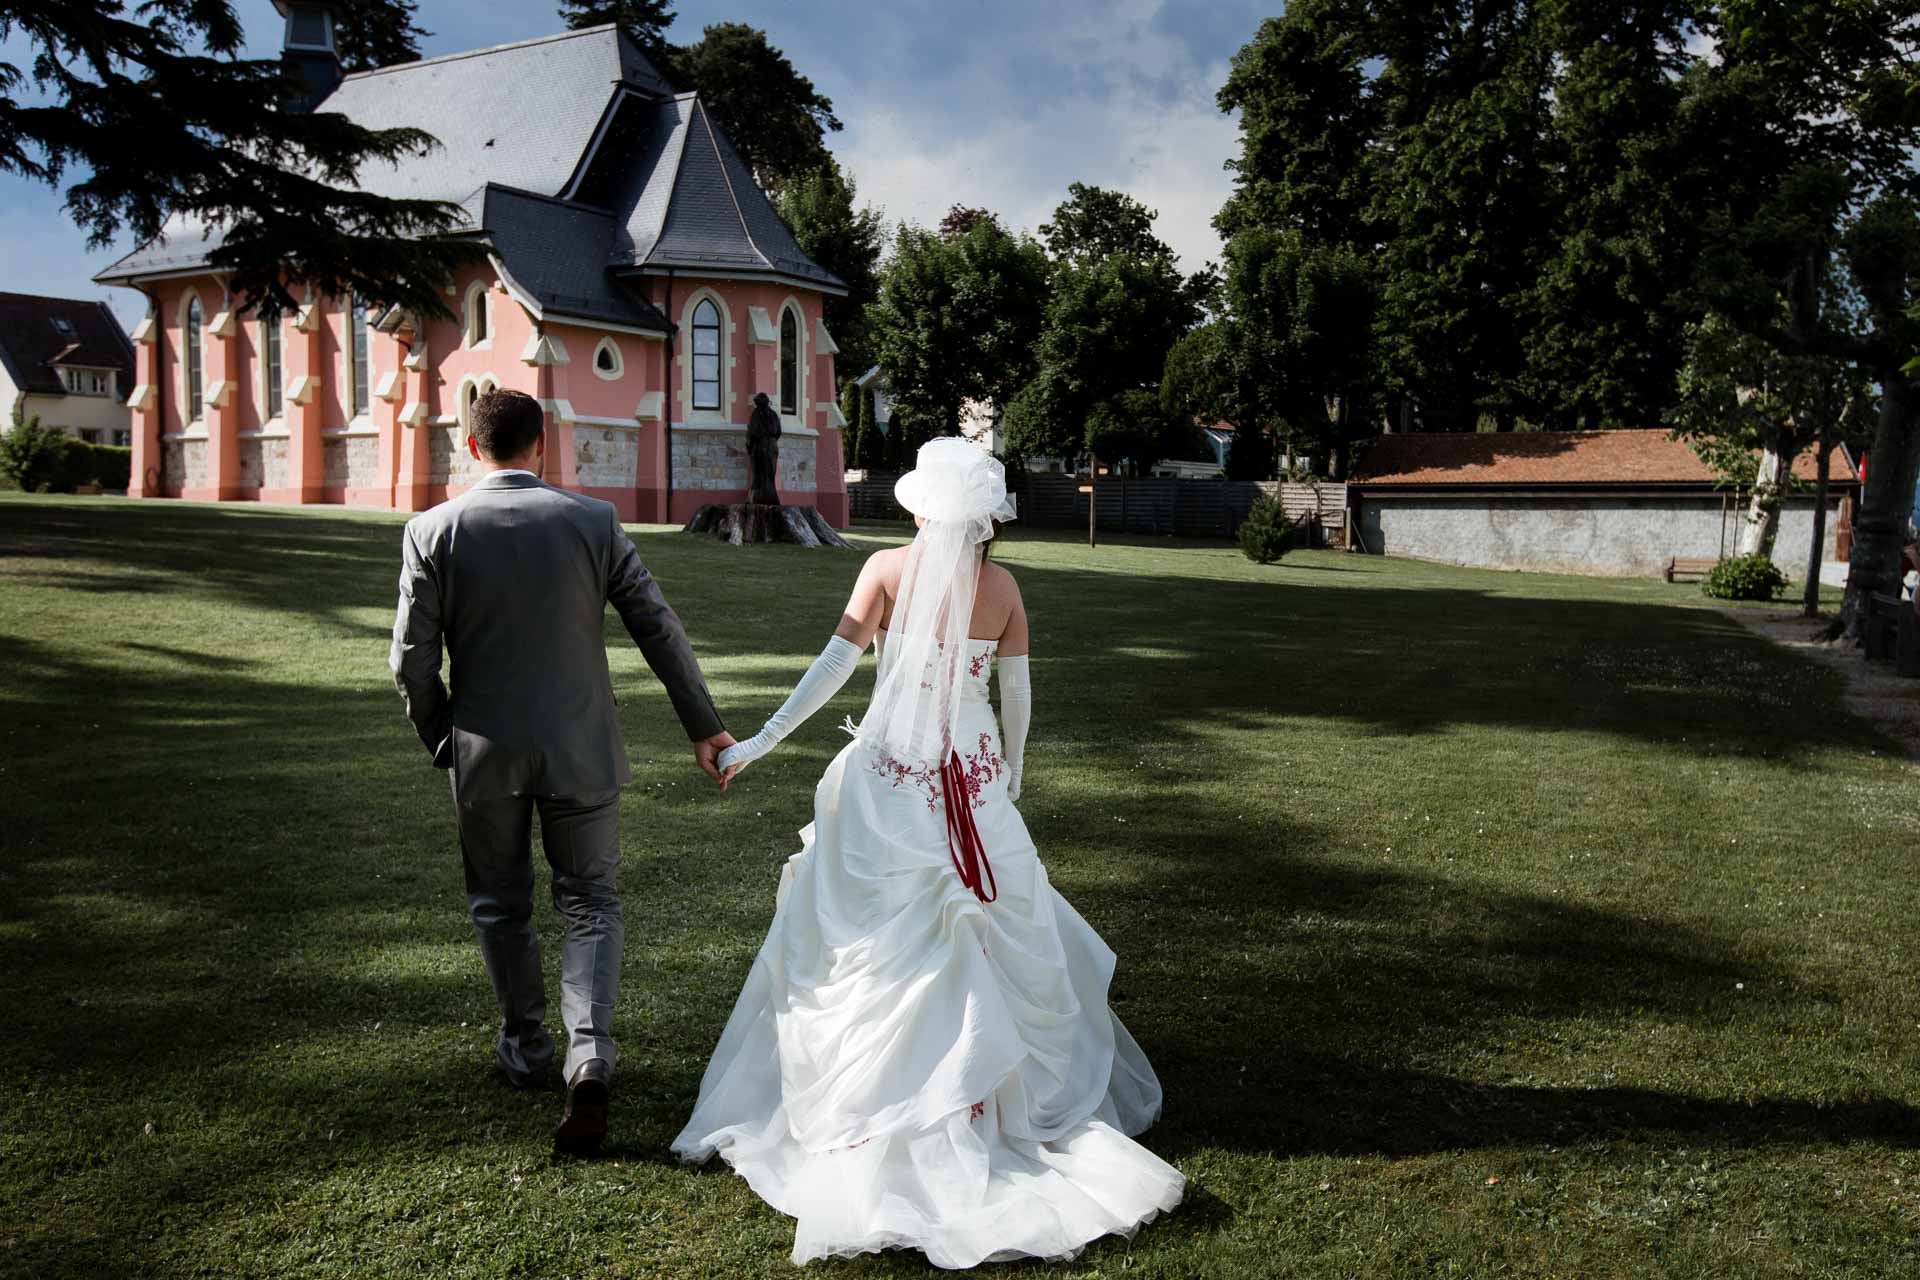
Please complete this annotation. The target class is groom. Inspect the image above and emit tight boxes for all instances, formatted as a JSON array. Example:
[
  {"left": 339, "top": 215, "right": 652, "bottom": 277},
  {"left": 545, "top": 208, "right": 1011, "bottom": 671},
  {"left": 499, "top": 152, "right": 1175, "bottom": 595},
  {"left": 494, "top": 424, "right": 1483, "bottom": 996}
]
[{"left": 390, "top": 388, "right": 736, "bottom": 1154}]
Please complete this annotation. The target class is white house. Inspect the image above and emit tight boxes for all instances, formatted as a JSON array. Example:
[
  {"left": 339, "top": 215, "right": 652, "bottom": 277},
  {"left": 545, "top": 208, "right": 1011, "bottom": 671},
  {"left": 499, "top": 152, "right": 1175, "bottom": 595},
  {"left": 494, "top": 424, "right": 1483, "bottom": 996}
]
[{"left": 0, "top": 292, "right": 135, "bottom": 444}]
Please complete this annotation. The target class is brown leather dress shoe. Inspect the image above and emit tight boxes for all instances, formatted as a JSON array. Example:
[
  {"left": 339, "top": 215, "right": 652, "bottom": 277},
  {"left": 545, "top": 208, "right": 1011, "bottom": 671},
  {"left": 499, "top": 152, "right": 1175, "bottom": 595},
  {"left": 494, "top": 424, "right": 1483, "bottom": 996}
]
[{"left": 555, "top": 1059, "right": 611, "bottom": 1155}]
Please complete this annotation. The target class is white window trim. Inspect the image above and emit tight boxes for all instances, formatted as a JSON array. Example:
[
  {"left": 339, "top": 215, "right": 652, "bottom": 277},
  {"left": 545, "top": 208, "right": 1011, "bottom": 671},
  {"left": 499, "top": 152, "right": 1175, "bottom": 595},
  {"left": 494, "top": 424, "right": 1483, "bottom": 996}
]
[
  {"left": 463, "top": 280, "right": 493, "bottom": 350},
  {"left": 454, "top": 373, "right": 502, "bottom": 433},
  {"left": 178, "top": 288, "right": 206, "bottom": 426},
  {"left": 680, "top": 288, "right": 732, "bottom": 424},
  {"left": 777, "top": 296, "right": 807, "bottom": 425},
  {"left": 343, "top": 300, "right": 373, "bottom": 424},
  {"left": 259, "top": 315, "right": 285, "bottom": 423},
  {"left": 591, "top": 336, "right": 624, "bottom": 381}
]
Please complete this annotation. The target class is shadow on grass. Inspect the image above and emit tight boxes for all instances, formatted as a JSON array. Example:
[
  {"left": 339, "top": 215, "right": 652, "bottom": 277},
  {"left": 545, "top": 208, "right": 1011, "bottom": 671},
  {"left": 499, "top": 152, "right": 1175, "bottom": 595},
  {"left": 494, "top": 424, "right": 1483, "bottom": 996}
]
[{"left": 3, "top": 496, "right": 1913, "bottom": 1278}]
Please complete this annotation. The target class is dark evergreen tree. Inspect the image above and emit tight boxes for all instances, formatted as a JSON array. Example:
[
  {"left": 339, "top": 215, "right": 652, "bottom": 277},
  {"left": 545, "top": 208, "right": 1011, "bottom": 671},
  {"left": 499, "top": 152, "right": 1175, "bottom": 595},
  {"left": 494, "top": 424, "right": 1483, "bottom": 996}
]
[
  {"left": 335, "top": 0, "right": 429, "bottom": 73},
  {"left": 0, "top": 0, "right": 477, "bottom": 317},
  {"left": 556, "top": 0, "right": 674, "bottom": 58}
]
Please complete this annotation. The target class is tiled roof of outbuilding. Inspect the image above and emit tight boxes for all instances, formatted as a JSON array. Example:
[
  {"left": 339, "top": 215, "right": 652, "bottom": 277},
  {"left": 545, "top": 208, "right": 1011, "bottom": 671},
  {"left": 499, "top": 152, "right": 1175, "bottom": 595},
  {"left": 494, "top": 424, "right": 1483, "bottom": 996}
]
[
  {"left": 0, "top": 292, "right": 135, "bottom": 400},
  {"left": 1351, "top": 429, "right": 1856, "bottom": 488},
  {"left": 95, "top": 24, "right": 842, "bottom": 305}
]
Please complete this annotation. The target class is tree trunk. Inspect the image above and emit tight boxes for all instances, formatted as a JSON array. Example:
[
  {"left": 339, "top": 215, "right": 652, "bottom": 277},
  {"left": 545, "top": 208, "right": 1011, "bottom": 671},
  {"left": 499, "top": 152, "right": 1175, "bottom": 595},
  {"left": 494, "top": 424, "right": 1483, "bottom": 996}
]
[
  {"left": 1803, "top": 426, "right": 1831, "bottom": 618},
  {"left": 1737, "top": 443, "right": 1787, "bottom": 558},
  {"left": 1839, "top": 375, "right": 1920, "bottom": 641}
]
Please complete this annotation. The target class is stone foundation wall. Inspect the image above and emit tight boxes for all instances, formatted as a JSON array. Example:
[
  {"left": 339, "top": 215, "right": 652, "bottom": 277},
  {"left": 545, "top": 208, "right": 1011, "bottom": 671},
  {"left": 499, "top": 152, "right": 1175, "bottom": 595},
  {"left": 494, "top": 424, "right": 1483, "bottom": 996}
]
[
  {"left": 161, "top": 439, "right": 185, "bottom": 491},
  {"left": 322, "top": 434, "right": 381, "bottom": 489},
  {"left": 169, "top": 438, "right": 206, "bottom": 492},
  {"left": 673, "top": 430, "right": 815, "bottom": 493},
  {"left": 239, "top": 439, "right": 263, "bottom": 489},
  {"left": 576, "top": 428, "right": 639, "bottom": 489},
  {"left": 261, "top": 437, "right": 289, "bottom": 491},
  {"left": 429, "top": 424, "right": 483, "bottom": 488}
]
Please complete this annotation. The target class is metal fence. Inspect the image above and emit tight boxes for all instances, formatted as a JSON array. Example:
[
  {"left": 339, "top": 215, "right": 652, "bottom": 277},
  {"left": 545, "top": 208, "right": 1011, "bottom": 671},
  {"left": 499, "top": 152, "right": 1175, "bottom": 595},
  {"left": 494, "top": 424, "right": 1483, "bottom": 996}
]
[{"left": 846, "top": 471, "right": 1348, "bottom": 545}]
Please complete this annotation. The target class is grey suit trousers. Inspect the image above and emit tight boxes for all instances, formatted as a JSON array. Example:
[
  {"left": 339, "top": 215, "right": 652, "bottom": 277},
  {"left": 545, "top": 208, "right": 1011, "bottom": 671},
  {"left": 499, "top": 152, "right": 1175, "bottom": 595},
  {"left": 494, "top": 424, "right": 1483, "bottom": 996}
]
[{"left": 453, "top": 777, "right": 623, "bottom": 1087}]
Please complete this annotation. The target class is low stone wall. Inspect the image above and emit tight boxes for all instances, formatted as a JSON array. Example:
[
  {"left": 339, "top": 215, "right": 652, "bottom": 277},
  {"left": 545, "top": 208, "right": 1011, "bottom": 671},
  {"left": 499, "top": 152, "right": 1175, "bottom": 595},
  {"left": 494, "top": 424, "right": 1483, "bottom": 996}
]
[
  {"left": 261, "top": 437, "right": 289, "bottom": 491},
  {"left": 322, "top": 434, "right": 380, "bottom": 489},
  {"left": 426, "top": 424, "right": 485, "bottom": 488},
  {"left": 161, "top": 438, "right": 205, "bottom": 492},
  {"left": 1355, "top": 492, "right": 1849, "bottom": 582},
  {"left": 673, "top": 429, "right": 814, "bottom": 493},
  {"left": 576, "top": 427, "right": 639, "bottom": 489}
]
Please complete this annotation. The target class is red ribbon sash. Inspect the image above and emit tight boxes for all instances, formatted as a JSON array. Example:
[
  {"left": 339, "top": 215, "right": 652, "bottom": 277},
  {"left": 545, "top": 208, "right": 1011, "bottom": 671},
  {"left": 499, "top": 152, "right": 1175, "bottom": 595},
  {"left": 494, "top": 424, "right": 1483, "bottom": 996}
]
[{"left": 939, "top": 749, "right": 997, "bottom": 903}]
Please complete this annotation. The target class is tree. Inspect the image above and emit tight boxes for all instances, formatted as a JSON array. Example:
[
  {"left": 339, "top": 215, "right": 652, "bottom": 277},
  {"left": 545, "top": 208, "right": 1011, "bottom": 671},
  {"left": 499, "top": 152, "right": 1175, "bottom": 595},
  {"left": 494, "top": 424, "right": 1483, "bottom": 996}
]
[
  {"left": 335, "top": 0, "right": 428, "bottom": 73},
  {"left": 0, "top": 1, "right": 478, "bottom": 318},
  {"left": 869, "top": 219, "right": 1050, "bottom": 444},
  {"left": 556, "top": 0, "right": 674, "bottom": 58},
  {"left": 670, "top": 23, "right": 840, "bottom": 189},
  {"left": 1161, "top": 319, "right": 1274, "bottom": 478},
  {"left": 1225, "top": 228, "right": 1378, "bottom": 478},
  {"left": 1519, "top": 1, "right": 1701, "bottom": 428},
  {"left": 774, "top": 158, "right": 884, "bottom": 377},
  {"left": 1674, "top": 310, "right": 1871, "bottom": 569},
  {"left": 1040, "top": 183, "right": 1164, "bottom": 265},
  {"left": 1004, "top": 251, "right": 1202, "bottom": 468},
  {"left": 938, "top": 205, "right": 1000, "bottom": 240},
  {"left": 1678, "top": 3, "right": 1920, "bottom": 640}
]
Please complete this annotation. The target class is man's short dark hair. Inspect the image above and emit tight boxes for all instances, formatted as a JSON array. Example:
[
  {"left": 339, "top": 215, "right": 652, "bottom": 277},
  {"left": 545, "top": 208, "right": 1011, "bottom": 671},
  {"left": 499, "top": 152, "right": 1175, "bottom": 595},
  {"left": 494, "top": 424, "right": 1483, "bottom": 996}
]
[{"left": 470, "top": 389, "right": 544, "bottom": 461}]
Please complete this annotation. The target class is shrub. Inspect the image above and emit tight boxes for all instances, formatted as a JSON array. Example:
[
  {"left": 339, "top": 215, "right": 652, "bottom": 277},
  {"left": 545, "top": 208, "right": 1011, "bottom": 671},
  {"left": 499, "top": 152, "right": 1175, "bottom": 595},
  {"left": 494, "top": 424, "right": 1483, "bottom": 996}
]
[
  {"left": 88, "top": 443, "right": 132, "bottom": 491},
  {"left": 0, "top": 416, "right": 73, "bottom": 492},
  {"left": 1238, "top": 493, "right": 1295, "bottom": 564},
  {"left": 1702, "top": 553, "right": 1788, "bottom": 601}
]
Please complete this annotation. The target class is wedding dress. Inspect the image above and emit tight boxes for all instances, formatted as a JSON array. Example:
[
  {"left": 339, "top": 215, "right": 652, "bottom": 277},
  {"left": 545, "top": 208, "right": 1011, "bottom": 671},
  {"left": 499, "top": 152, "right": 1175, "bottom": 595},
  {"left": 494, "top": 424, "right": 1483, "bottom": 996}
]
[{"left": 673, "top": 629, "right": 1183, "bottom": 1266}]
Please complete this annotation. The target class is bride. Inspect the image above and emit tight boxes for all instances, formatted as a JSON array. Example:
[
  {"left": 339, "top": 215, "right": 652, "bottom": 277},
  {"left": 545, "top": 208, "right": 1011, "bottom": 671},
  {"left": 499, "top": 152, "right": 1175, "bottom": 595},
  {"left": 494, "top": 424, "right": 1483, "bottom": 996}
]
[{"left": 674, "top": 439, "right": 1183, "bottom": 1268}]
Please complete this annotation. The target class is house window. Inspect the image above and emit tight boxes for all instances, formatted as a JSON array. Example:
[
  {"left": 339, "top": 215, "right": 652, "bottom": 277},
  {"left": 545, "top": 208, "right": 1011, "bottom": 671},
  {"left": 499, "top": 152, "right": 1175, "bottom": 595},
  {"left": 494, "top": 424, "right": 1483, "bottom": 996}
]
[
  {"left": 691, "top": 299, "right": 721, "bottom": 410},
  {"left": 264, "top": 316, "right": 284, "bottom": 418},
  {"left": 350, "top": 298, "right": 370, "bottom": 418},
  {"left": 50, "top": 316, "right": 74, "bottom": 338},
  {"left": 80, "top": 429, "right": 102, "bottom": 444},
  {"left": 186, "top": 295, "right": 204, "bottom": 422},
  {"left": 113, "top": 429, "right": 131, "bottom": 447},
  {"left": 778, "top": 306, "right": 798, "bottom": 416},
  {"left": 464, "top": 282, "right": 489, "bottom": 347}
]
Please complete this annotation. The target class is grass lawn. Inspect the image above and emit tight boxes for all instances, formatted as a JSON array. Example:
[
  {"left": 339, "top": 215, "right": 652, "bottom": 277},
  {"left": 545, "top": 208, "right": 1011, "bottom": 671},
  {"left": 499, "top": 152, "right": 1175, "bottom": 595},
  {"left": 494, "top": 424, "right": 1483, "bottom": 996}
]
[{"left": 1, "top": 491, "right": 1915, "bottom": 1279}]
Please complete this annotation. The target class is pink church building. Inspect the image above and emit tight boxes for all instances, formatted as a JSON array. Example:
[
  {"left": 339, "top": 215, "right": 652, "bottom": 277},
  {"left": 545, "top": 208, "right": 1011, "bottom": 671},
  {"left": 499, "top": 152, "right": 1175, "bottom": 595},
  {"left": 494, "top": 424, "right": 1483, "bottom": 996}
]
[{"left": 96, "top": 6, "right": 849, "bottom": 525}]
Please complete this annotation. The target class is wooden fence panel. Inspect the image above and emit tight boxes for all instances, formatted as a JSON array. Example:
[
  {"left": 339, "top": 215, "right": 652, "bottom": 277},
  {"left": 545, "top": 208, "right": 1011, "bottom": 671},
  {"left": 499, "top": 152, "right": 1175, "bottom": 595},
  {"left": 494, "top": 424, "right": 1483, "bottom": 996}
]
[{"left": 844, "top": 472, "right": 1351, "bottom": 546}]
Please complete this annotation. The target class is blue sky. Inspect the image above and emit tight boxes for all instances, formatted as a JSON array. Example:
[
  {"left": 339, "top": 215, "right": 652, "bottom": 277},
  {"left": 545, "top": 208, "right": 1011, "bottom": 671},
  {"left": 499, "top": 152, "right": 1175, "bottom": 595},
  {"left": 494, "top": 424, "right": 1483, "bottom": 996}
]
[{"left": 0, "top": 0, "right": 1271, "bottom": 330}]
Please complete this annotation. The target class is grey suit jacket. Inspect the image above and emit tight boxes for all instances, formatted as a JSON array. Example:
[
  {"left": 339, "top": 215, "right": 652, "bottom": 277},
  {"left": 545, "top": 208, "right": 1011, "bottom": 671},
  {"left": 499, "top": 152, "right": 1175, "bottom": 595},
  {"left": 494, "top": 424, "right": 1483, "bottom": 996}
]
[{"left": 388, "top": 471, "right": 724, "bottom": 795}]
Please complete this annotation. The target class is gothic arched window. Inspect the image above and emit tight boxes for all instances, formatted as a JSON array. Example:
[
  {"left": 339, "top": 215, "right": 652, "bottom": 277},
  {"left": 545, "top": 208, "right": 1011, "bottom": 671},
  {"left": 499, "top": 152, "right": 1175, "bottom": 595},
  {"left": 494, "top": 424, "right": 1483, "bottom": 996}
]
[
  {"left": 778, "top": 305, "right": 799, "bottom": 416},
  {"left": 691, "top": 299, "right": 721, "bottom": 410}
]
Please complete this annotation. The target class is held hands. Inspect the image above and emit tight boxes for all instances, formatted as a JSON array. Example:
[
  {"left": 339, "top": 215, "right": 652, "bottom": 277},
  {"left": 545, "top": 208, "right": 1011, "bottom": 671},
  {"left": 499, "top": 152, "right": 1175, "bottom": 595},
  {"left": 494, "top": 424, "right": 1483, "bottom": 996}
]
[
  {"left": 716, "top": 731, "right": 775, "bottom": 779},
  {"left": 694, "top": 730, "right": 739, "bottom": 791}
]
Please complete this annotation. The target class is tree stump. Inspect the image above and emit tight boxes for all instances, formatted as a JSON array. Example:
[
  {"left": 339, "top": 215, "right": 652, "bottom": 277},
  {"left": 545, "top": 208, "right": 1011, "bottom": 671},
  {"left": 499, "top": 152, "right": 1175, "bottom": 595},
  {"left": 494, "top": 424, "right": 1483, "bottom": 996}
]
[{"left": 682, "top": 503, "right": 852, "bottom": 548}]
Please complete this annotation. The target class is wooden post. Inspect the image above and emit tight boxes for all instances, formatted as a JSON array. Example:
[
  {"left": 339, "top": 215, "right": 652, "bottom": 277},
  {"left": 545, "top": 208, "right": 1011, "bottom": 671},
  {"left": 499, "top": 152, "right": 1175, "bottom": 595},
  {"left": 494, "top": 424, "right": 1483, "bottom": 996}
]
[{"left": 1088, "top": 453, "right": 1098, "bottom": 549}]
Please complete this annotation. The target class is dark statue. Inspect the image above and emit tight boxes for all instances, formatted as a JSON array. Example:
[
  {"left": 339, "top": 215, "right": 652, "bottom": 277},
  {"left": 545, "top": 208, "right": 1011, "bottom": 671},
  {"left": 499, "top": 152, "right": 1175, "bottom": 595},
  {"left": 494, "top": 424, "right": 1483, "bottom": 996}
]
[
  {"left": 747, "top": 392, "right": 782, "bottom": 506},
  {"left": 681, "top": 389, "right": 847, "bottom": 546}
]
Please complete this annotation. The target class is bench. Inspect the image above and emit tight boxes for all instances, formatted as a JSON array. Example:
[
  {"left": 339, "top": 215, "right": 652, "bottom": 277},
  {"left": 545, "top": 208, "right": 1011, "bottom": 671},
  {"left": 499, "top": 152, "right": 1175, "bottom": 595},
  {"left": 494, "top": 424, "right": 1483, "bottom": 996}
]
[
  {"left": 1666, "top": 556, "right": 1719, "bottom": 583},
  {"left": 1864, "top": 591, "right": 1920, "bottom": 677}
]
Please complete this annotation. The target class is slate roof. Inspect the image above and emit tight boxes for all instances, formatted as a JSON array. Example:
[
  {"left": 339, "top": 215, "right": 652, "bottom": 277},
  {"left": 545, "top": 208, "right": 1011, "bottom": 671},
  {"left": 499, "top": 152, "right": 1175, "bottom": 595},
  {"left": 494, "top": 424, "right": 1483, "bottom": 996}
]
[
  {"left": 95, "top": 24, "right": 842, "bottom": 320},
  {"left": 1351, "top": 429, "right": 1857, "bottom": 489},
  {"left": 0, "top": 292, "right": 135, "bottom": 400}
]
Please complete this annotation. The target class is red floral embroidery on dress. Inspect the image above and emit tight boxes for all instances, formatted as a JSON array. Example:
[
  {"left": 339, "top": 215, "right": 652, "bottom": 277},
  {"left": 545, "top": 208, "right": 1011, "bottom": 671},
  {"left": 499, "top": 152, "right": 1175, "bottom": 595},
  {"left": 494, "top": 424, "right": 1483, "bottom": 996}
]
[
  {"left": 968, "top": 1101, "right": 986, "bottom": 1123},
  {"left": 967, "top": 649, "right": 992, "bottom": 679},
  {"left": 868, "top": 732, "right": 1004, "bottom": 810}
]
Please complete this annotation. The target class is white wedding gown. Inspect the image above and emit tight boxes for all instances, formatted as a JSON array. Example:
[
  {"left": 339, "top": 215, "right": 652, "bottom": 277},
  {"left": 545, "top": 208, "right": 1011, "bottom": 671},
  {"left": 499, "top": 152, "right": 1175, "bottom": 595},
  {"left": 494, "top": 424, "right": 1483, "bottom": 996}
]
[{"left": 672, "top": 635, "right": 1184, "bottom": 1268}]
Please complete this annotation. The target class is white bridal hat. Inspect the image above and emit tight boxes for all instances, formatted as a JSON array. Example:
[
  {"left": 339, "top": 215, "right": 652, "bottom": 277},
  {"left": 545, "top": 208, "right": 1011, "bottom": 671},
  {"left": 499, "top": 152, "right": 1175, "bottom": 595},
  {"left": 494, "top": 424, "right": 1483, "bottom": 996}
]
[{"left": 893, "top": 438, "right": 1018, "bottom": 535}]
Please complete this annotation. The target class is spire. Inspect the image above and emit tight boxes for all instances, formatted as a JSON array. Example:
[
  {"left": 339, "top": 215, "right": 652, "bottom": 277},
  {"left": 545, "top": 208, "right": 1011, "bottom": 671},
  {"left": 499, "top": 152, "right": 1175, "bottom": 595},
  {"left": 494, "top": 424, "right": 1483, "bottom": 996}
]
[{"left": 274, "top": 1, "right": 344, "bottom": 112}]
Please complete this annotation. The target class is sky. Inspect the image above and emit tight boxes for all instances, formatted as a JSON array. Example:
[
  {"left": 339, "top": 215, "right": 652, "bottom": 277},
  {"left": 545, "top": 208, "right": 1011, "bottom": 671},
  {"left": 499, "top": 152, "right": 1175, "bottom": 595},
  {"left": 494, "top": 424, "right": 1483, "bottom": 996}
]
[{"left": 0, "top": 0, "right": 1271, "bottom": 330}]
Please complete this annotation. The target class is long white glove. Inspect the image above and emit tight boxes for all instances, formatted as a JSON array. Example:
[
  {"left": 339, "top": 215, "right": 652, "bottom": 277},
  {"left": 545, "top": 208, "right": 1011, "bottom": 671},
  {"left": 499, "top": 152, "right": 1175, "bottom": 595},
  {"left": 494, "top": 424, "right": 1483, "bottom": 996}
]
[
  {"left": 718, "top": 635, "right": 863, "bottom": 777},
  {"left": 998, "top": 654, "right": 1031, "bottom": 801}
]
